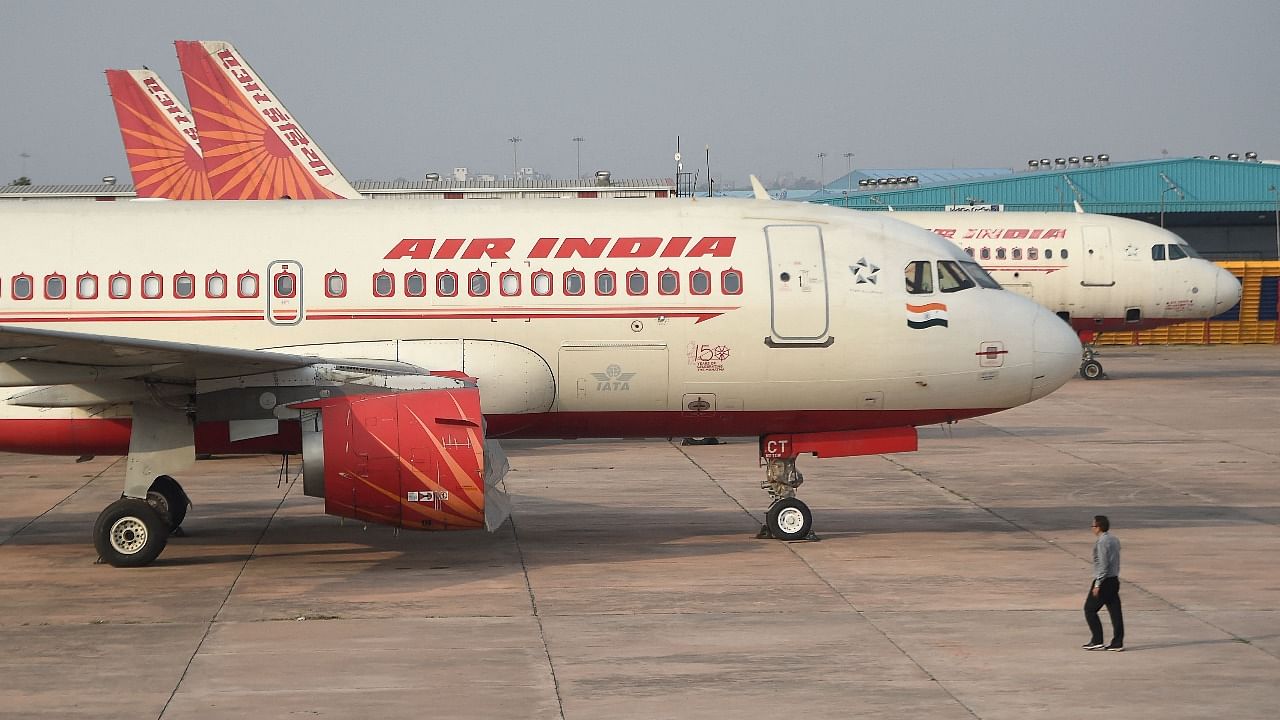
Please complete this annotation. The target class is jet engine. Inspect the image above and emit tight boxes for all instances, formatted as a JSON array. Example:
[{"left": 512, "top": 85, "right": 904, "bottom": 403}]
[{"left": 295, "top": 387, "right": 510, "bottom": 531}]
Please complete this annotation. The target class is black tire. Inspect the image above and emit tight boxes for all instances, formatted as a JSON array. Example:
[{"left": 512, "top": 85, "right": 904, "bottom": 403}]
[
  {"left": 146, "top": 475, "right": 189, "bottom": 530},
  {"left": 766, "top": 498, "right": 813, "bottom": 541},
  {"left": 93, "top": 498, "right": 170, "bottom": 567},
  {"left": 1080, "top": 360, "right": 1104, "bottom": 380}
]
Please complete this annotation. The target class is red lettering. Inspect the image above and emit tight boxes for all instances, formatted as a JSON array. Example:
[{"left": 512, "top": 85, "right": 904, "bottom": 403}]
[
  {"left": 384, "top": 239, "right": 435, "bottom": 260},
  {"left": 931, "top": 228, "right": 956, "bottom": 238},
  {"left": 1042, "top": 229, "right": 1066, "bottom": 239},
  {"left": 609, "top": 237, "right": 662, "bottom": 258},
  {"left": 555, "top": 237, "right": 610, "bottom": 259},
  {"left": 461, "top": 238, "right": 515, "bottom": 260},
  {"left": 216, "top": 50, "right": 241, "bottom": 69},
  {"left": 1029, "top": 229, "right": 1043, "bottom": 239},
  {"left": 528, "top": 238, "right": 557, "bottom": 259},
  {"left": 660, "top": 236, "right": 692, "bottom": 257},
  {"left": 435, "top": 238, "right": 464, "bottom": 259},
  {"left": 1003, "top": 229, "right": 1028, "bottom": 239},
  {"left": 687, "top": 236, "right": 735, "bottom": 257}
]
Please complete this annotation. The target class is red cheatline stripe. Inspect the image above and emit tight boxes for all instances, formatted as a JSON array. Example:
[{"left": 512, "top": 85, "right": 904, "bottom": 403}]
[{"left": 906, "top": 302, "right": 948, "bottom": 313}]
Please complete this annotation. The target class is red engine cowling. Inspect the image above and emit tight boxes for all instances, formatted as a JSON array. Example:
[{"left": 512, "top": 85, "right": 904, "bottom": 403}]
[{"left": 295, "top": 388, "right": 488, "bottom": 530}]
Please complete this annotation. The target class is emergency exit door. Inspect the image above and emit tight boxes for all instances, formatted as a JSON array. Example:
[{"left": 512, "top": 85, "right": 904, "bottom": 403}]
[{"left": 1081, "top": 227, "right": 1115, "bottom": 287}]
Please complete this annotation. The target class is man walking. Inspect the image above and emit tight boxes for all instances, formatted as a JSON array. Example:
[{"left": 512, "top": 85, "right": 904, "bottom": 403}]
[{"left": 1083, "top": 515, "right": 1124, "bottom": 651}]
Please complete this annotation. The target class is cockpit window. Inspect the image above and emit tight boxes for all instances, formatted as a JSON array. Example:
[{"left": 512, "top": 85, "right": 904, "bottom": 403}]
[
  {"left": 1168, "top": 244, "right": 1187, "bottom": 260},
  {"left": 960, "top": 261, "right": 1002, "bottom": 289},
  {"left": 1152, "top": 245, "right": 1166, "bottom": 261},
  {"left": 938, "top": 260, "right": 977, "bottom": 293},
  {"left": 905, "top": 261, "right": 933, "bottom": 294},
  {"left": 1181, "top": 244, "right": 1202, "bottom": 258}
]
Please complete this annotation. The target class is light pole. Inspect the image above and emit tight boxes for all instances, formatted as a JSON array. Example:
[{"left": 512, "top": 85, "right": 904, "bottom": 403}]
[
  {"left": 842, "top": 152, "right": 854, "bottom": 205},
  {"left": 705, "top": 145, "right": 711, "bottom": 197},
  {"left": 508, "top": 136, "right": 521, "bottom": 180},
  {"left": 571, "top": 136, "right": 584, "bottom": 180},
  {"left": 817, "top": 152, "right": 827, "bottom": 187}
]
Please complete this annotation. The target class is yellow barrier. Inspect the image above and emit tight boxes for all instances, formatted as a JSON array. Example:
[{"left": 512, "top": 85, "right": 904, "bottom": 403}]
[{"left": 1098, "top": 261, "right": 1280, "bottom": 345}]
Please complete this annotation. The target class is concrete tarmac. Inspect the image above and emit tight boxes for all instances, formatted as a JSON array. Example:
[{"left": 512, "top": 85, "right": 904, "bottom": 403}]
[{"left": 1, "top": 345, "right": 1277, "bottom": 719}]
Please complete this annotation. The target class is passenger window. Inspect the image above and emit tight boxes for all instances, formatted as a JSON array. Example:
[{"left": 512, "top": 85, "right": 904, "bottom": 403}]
[
  {"left": 142, "top": 273, "right": 163, "bottom": 299},
  {"left": 564, "top": 270, "right": 585, "bottom": 296},
  {"left": 109, "top": 273, "right": 130, "bottom": 299},
  {"left": 468, "top": 271, "right": 489, "bottom": 297},
  {"left": 980, "top": 248, "right": 991, "bottom": 260},
  {"left": 77, "top": 273, "right": 98, "bottom": 300},
  {"left": 595, "top": 270, "right": 616, "bottom": 296},
  {"left": 373, "top": 271, "right": 394, "bottom": 297},
  {"left": 500, "top": 271, "right": 521, "bottom": 296},
  {"left": 531, "top": 271, "right": 553, "bottom": 296},
  {"left": 995, "top": 248, "right": 1007, "bottom": 260},
  {"left": 904, "top": 260, "right": 933, "bottom": 294},
  {"left": 1060, "top": 249, "right": 1069, "bottom": 259},
  {"left": 1028, "top": 247, "right": 1039, "bottom": 261},
  {"left": 174, "top": 273, "right": 195, "bottom": 299},
  {"left": 436, "top": 271, "right": 457, "bottom": 297},
  {"left": 964, "top": 247, "right": 975, "bottom": 257},
  {"left": 938, "top": 260, "right": 977, "bottom": 293},
  {"left": 44, "top": 274, "right": 66, "bottom": 300},
  {"left": 1012, "top": 248, "right": 1023, "bottom": 260},
  {"left": 690, "top": 270, "right": 711, "bottom": 295},
  {"left": 722, "top": 269, "right": 743, "bottom": 295},
  {"left": 405, "top": 271, "right": 426, "bottom": 297},
  {"left": 658, "top": 270, "right": 679, "bottom": 295},
  {"left": 326, "top": 271, "right": 347, "bottom": 298},
  {"left": 206, "top": 272, "right": 227, "bottom": 298},
  {"left": 274, "top": 271, "right": 296, "bottom": 298},
  {"left": 238, "top": 272, "right": 259, "bottom": 298},
  {"left": 1168, "top": 244, "right": 1187, "bottom": 260},
  {"left": 13, "top": 274, "right": 33, "bottom": 300},
  {"left": 626, "top": 270, "right": 647, "bottom": 296},
  {"left": 1045, "top": 249, "right": 1053, "bottom": 260}
]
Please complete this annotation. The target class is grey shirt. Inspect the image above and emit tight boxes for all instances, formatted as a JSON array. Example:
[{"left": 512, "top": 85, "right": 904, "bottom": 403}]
[{"left": 1093, "top": 531, "right": 1120, "bottom": 586}]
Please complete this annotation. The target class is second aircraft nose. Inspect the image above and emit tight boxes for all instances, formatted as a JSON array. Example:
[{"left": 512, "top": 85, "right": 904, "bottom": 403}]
[
  {"left": 1213, "top": 266, "right": 1242, "bottom": 312},
  {"left": 1031, "top": 308, "right": 1082, "bottom": 401}
]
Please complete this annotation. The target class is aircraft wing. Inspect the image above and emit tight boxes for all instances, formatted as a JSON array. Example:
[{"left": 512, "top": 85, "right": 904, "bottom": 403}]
[{"left": 0, "top": 324, "right": 429, "bottom": 389}]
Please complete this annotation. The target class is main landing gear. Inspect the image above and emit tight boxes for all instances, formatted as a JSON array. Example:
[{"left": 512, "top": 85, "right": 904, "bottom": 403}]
[
  {"left": 93, "top": 476, "right": 191, "bottom": 567},
  {"left": 756, "top": 457, "right": 816, "bottom": 541},
  {"left": 1079, "top": 342, "right": 1106, "bottom": 380}
]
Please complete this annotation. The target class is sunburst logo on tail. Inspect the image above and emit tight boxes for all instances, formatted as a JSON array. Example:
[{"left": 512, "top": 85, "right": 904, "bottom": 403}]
[{"left": 105, "top": 69, "right": 211, "bottom": 199}]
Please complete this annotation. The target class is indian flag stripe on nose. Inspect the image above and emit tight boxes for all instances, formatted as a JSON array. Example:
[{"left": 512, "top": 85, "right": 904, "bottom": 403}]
[{"left": 906, "top": 302, "right": 949, "bottom": 329}]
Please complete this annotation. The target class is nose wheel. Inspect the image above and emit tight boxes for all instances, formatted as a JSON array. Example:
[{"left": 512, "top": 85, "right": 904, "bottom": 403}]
[
  {"left": 755, "top": 457, "right": 819, "bottom": 541},
  {"left": 1079, "top": 337, "right": 1107, "bottom": 380}
]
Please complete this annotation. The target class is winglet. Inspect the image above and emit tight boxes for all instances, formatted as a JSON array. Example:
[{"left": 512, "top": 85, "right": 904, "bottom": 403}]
[
  {"left": 174, "top": 40, "right": 362, "bottom": 200},
  {"left": 105, "top": 69, "right": 211, "bottom": 199},
  {"left": 749, "top": 175, "right": 770, "bottom": 200}
]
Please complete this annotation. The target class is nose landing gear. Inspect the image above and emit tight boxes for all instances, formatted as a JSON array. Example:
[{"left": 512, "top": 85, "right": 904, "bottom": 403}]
[
  {"left": 1078, "top": 332, "right": 1107, "bottom": 380},
  {"left": 756, "top": 458, "right": 816, "bottom": 541}
]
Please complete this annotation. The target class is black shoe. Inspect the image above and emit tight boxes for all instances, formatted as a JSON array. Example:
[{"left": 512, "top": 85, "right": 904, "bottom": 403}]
[
  {"left": 1106, "top": 644, "right": 1124, "bottom": 652},
  {"left": 1081, "top": 642, "right": 1105, "bottom": 650}
]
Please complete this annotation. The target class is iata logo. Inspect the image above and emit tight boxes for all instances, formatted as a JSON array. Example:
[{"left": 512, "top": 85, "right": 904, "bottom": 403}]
[{"left": 591, "top": 364, "right": 636, "bottom": 391}]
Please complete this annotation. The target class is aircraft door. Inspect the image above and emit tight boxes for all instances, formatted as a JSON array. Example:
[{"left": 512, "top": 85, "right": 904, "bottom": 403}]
[
  {"left": 268, "top": 260, "right": 303, "bottom": 325},
  {"left": 764, "top": 225, "right": 830, "bottom": 344},
  {"left": 1081, "top": 227, "right": 1114, "bottom": 287}
]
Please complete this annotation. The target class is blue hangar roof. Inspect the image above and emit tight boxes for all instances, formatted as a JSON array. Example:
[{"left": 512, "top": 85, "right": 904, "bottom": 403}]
[{"left": 808, "top": 157, "right": 1280, "bottom": 214}]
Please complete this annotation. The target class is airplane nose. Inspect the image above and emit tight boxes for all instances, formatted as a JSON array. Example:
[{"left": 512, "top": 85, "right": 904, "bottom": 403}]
[
  {"left": 1213, "top": 266, "right": 1242, "bottom": 312},
  {"left": 1031, "top": 308, "right": 1082, "bottom": 400}
]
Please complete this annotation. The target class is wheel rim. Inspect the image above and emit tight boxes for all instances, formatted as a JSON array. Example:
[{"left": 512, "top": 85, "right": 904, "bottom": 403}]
[
  {"left": 109, "top": 516, "right": 149, "bottom": 555},
  {"left": 776, "top": 507, "right": 806, "bottom": 536}
]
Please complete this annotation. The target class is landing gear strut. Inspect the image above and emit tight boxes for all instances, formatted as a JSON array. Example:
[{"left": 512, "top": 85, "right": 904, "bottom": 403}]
[
  {"left": 756, "top": 457, "right": 816, "bottom": 541},
  {"left": 1079, "top": 336, "right": 1106, "bottom": 380}
]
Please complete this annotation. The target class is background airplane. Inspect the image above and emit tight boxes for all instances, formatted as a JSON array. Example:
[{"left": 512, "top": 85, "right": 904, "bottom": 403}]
[
  {"left": 105, "top": 68, "right": 211, "bottom": 200},
  {"left": 0, "top": 197, "right": 1080, "bottom": 566}
]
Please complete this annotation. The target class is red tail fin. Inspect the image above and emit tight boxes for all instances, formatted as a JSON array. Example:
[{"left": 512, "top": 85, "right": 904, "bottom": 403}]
[
  {"left": 174, "top": 40, "right": 361, "bottom": 200},
  {"left": 105, "top": 69, "right": 211, "bottom": 200}
]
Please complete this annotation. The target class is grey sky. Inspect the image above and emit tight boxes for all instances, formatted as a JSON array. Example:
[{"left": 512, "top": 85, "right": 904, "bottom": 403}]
[{"left": 3, "top": 1, "right": 1278, "bottom": 187}]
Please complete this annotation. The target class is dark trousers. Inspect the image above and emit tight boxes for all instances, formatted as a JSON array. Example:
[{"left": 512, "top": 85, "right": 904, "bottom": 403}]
[{"left": 1084, "top": 577, "right": 1124, "bottom": 646}]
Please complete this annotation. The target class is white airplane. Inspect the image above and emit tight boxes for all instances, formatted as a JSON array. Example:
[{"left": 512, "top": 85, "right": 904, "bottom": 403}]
[
  {"left": 173, "top": 40, "right": 361, "bottom": 200},
  {"left": 105, "top": 68, "right": 211, "bottom": 200},
  {"left": 887, "top": 212, "right": 1241, "bottom": 378},
  {"left": 0, "top": 197, "right": 1080, "bottom": 566}
]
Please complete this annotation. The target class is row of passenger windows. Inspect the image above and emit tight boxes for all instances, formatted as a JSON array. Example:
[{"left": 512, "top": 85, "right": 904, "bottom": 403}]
[
  {"left": 3, "top": 269, "right": 744, "bottom": 301},
  {"left": 963, "top": 246, "right": 1069, "bottom": 261},
  {"left": 904, "top": 260, "right": 1003, "bottom": 294}
]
